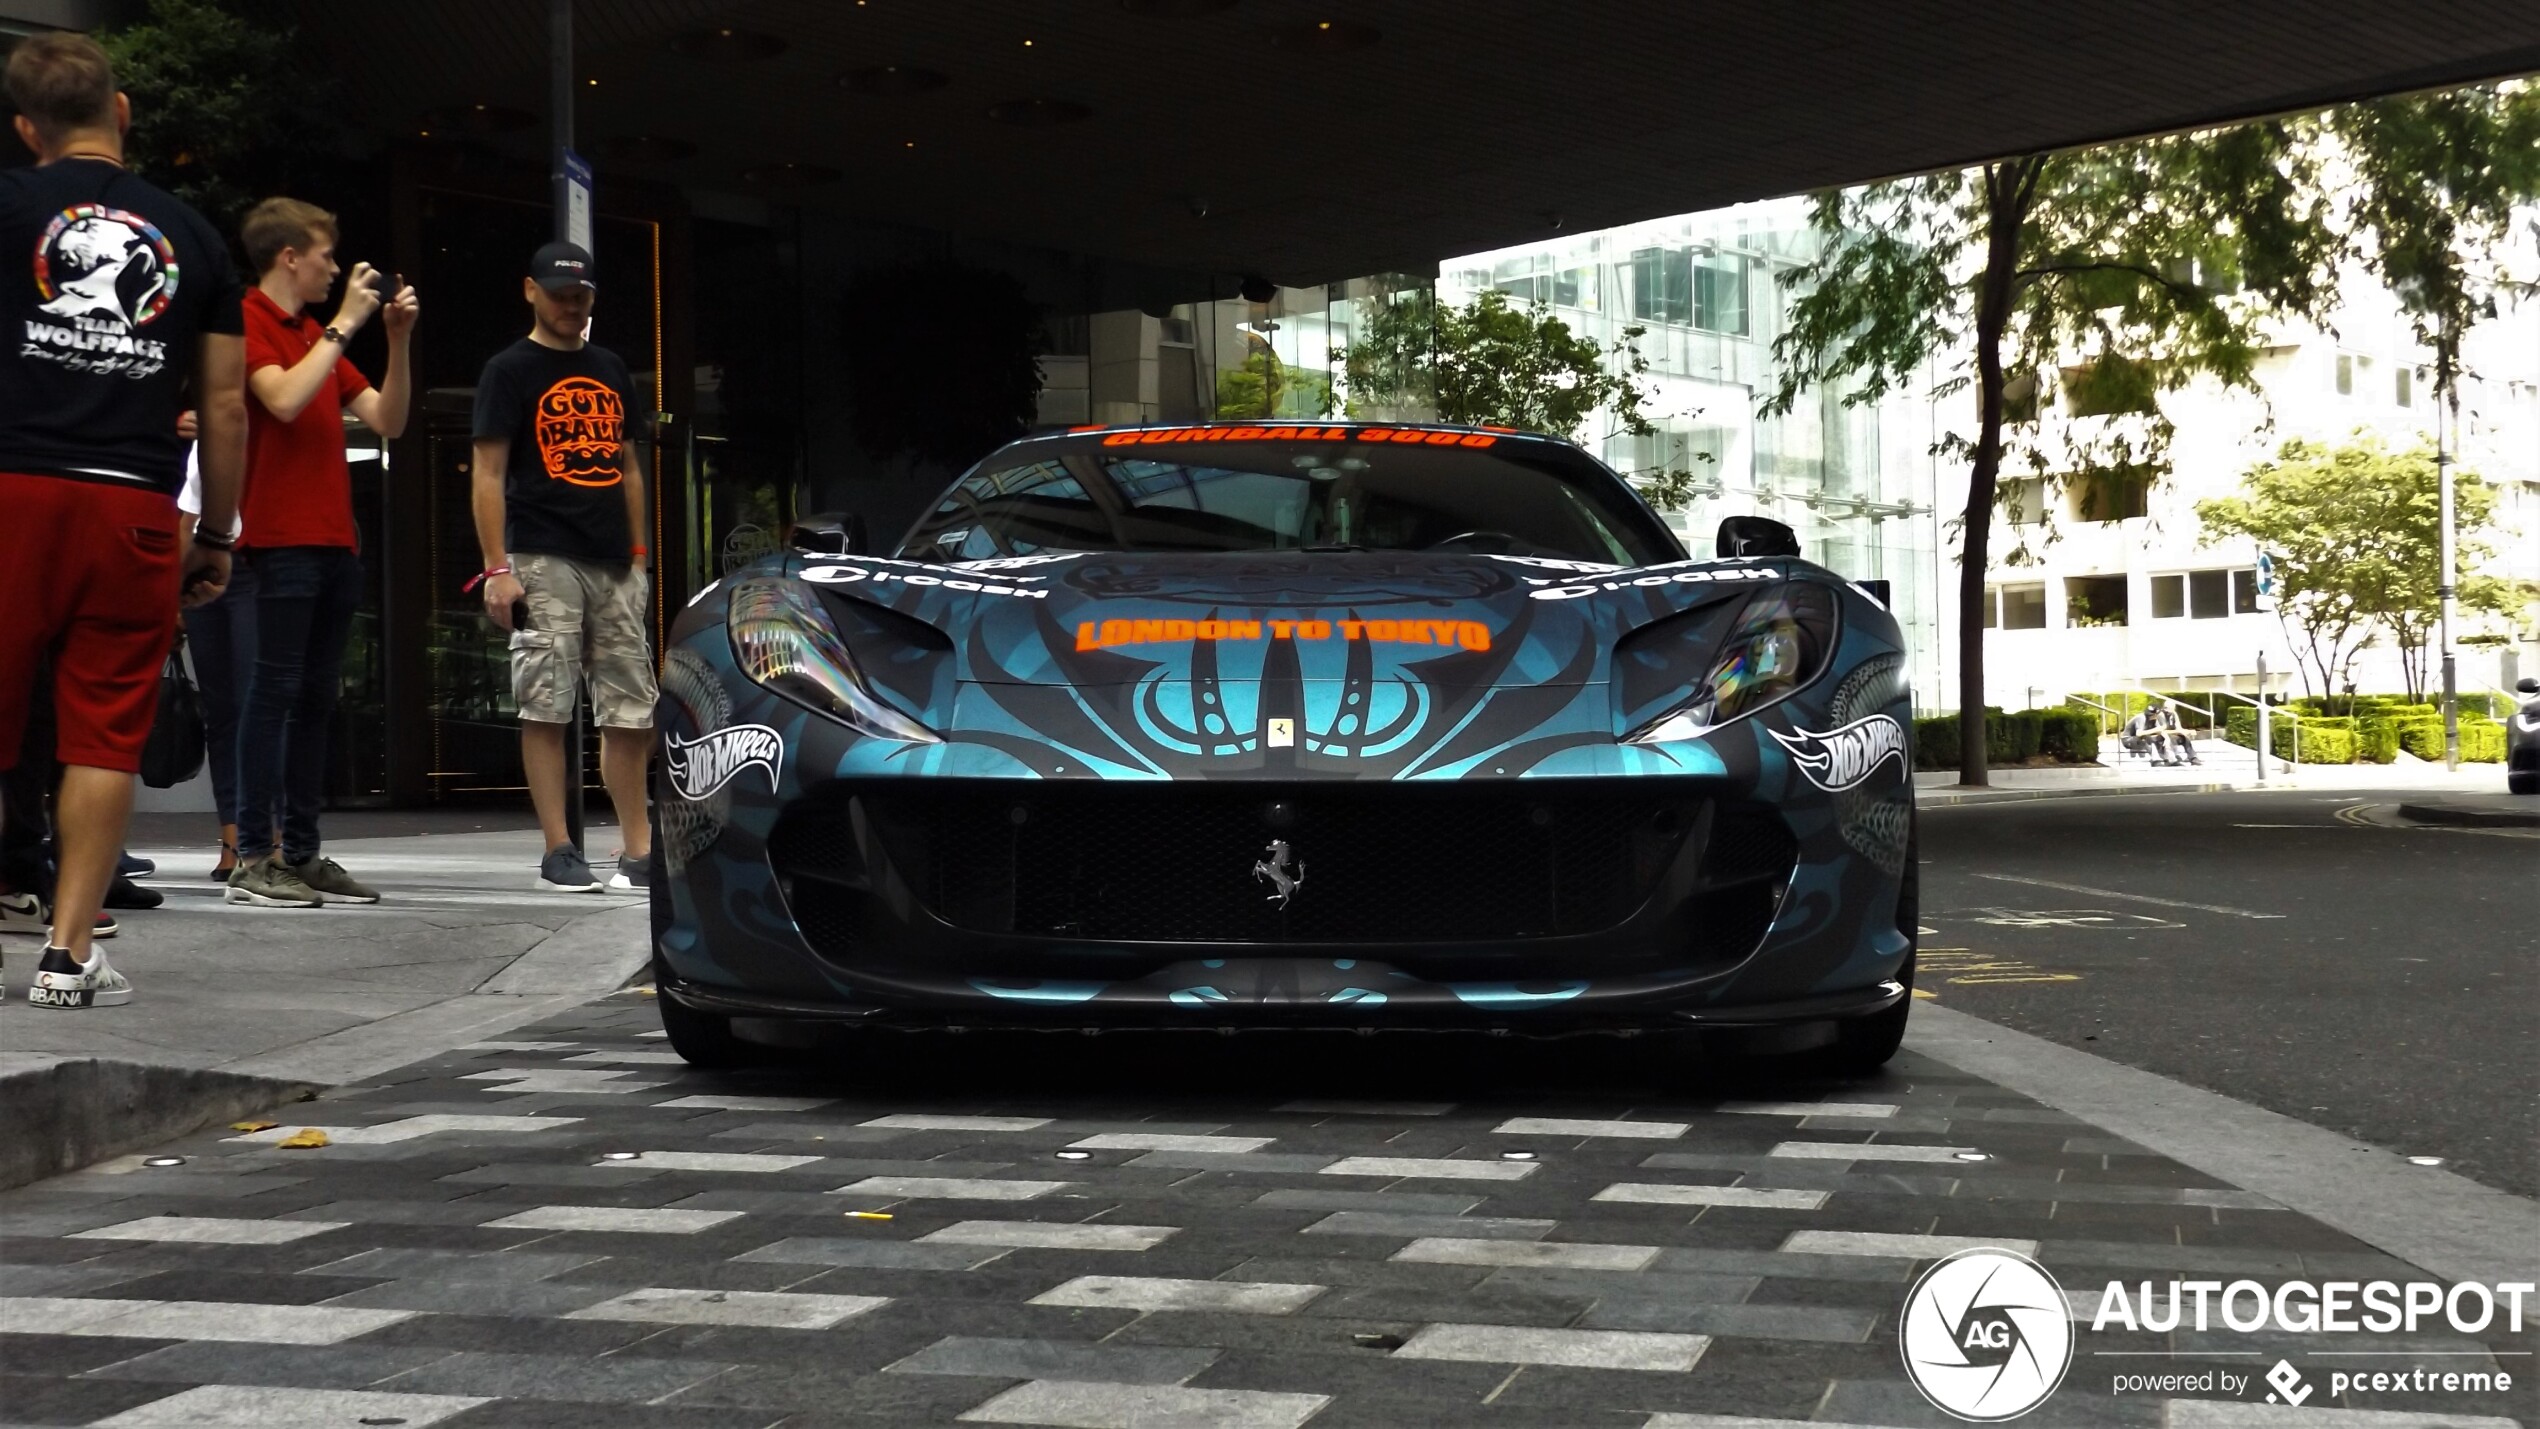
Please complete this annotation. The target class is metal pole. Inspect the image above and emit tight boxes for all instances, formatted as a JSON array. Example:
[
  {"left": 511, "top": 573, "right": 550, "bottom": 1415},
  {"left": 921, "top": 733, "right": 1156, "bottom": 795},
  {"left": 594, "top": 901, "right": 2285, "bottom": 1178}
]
[
  {"left": 551, "top": 0, "right": 587, "bottom": 854},
  {"left": 2254, "top": 650, "right": 2268, "bottom": 787},
  {"left": 2437, "top": 396, "right": 2460, "bottom": 772}
]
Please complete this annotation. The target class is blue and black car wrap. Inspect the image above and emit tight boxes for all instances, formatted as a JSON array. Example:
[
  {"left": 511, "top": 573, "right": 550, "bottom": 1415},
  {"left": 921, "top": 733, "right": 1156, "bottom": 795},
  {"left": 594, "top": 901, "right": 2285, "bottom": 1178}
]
[{"left": 650, "top": 422, "right": 1916, "bottom": 1060}]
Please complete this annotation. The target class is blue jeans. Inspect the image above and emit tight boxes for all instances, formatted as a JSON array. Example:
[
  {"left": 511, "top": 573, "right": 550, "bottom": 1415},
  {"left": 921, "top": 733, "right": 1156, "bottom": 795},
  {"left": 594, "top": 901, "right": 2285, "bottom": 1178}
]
[
  {"left": 180, "top": 556, "right": 257, "bottom": 827},
  {"left": 235, "top": 546, "right": 361, "bottom": 862}
]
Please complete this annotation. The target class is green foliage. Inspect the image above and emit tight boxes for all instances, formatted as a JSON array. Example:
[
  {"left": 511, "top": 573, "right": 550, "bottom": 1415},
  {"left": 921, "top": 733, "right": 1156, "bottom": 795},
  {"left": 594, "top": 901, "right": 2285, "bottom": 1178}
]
[
  {"left": 1765, "top": 121, "right": 2341, "bottom": 783},
  {"left": 2199, "top": 435, "right": 2502, "bottom": 700},
  {"left": 1337, "top": 287, "right": 1703, "bottom": 510},
  {"left": 95, "top": 0, "right": 333, "bottom": 235},
  {"left": 2354, "top": 719, "right": 2401, "bottom": 764},
  {"left": 2222, "top": 708, "right": 2356, "bottom": 764},
  {"left": 1214, "top": 344, "right": 1332, "bottom": 420},
  {"left": 1913, "top": 708, "right": 2097, "bottom": 770},
  {"left": 2331, "top": 85, "right": 2540, "bottom": 408},
  {"left": 2462, "top": 720, "right": 2506, "bottom": 763}
]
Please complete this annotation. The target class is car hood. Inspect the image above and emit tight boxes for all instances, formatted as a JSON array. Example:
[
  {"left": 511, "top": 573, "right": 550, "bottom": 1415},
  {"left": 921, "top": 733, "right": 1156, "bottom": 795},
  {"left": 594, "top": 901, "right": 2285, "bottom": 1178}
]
[{"left": 793, "top": 548, "right": 1783, "bottom": 693}]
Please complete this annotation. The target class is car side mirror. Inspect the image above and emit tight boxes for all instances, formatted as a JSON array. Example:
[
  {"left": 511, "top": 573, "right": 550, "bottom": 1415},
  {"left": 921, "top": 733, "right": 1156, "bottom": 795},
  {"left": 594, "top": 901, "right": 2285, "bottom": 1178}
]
[
  {"left": 1716, "top": 515, "right": 1801, "bottom": 559},
  {"left": 787, "top": 512, "right": 867, "bottom": 557},
  {"left": 2519, "top": 677, "right": 2539, "bottom": 694}
]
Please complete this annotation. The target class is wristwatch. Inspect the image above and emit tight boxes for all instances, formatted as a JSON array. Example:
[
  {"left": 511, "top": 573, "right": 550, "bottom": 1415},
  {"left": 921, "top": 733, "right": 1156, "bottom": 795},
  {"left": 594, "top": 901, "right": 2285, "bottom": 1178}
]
[{"left": 320, "top": 325, "right": 348, "bottom": 345}]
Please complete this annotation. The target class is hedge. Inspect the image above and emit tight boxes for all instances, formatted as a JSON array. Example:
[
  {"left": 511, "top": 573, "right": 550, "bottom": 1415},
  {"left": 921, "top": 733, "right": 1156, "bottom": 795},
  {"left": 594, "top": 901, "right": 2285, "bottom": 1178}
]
[
  {"left": 1914, "top": 708, "right": 2102, "bottom": 771},
  {"left": 2221, "top": 706, "right": 2359, "bottom": 763}
]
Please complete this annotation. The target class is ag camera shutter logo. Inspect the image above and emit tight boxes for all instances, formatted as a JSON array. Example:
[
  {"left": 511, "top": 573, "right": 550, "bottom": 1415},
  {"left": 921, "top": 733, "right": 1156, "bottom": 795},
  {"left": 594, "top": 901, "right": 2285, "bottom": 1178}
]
[{"left": 1901, "top": 1248, "right": 2075, "bottom": 1421}]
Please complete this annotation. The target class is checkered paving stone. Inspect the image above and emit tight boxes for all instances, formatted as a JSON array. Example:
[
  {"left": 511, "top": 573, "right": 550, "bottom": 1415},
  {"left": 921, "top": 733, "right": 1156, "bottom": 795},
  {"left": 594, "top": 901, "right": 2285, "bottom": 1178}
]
[{"left": 3, "top": 998, "right": 2534, "bottom": 1428}]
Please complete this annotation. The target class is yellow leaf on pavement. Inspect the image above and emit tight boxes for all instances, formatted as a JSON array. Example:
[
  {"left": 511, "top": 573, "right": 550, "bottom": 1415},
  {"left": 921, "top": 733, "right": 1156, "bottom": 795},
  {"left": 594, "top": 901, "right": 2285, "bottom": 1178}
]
[
  {"left": 230, "top": 1120, "right": 279, "bottom": 1133},
  {"left": 275, "top": 1128, "right": 331, "bottom": 1149}
]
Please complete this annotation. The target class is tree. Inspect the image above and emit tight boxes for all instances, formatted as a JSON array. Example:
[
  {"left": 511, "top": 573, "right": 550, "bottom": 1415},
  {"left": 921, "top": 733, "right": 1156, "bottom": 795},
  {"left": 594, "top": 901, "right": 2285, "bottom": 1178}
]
[
  {"left": 95, "top": 0, "right": 335, "bottom": 235},
  {"left": 2197, "top": 435, "right": 2503, "bottom": 702},
  {"left": 2332, "top": 85, "right": 2540, "bottom": 416},
  {"left": 1339, "top": 287, "right": 1707, "bottom": 509},
  {"left": 1765, "top": 125, "right": 2341, "bottom": 782},
  {"left": 1214, "top": 340, "right": 1330, "bottom": 419}
]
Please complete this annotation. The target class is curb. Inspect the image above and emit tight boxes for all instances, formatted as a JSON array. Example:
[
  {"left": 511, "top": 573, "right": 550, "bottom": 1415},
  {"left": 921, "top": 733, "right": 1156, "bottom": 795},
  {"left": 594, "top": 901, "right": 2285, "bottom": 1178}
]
[
  {"left": 2395, "top": 800, "right": 2540, "bottom": 829},
  {"left": 0, "top": 1054, "right": 321, "bottom": 1192},
  {"left": 1919, "top": 780, "right": 2238, "bottom": 807}
]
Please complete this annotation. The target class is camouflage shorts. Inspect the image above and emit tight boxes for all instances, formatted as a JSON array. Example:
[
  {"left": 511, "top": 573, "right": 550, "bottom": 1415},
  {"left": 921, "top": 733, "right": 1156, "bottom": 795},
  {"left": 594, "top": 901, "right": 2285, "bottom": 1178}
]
[{"left": 510, "top": 552, "right": 658, "bottom": 728}]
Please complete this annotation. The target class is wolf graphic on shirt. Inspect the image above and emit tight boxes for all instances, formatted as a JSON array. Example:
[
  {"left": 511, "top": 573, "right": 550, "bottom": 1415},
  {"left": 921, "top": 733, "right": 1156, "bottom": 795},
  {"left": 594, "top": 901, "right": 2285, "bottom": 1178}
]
[
  {"left": 534, "top": 375, "right": 626, "bottom": 486},
  {"left": 24, "top": 206, "right": 178, "bottom": 380}
]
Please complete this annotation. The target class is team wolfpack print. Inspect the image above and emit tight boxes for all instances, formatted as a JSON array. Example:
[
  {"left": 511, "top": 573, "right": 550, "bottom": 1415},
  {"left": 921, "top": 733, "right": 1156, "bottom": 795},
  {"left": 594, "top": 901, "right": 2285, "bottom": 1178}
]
[
  {"left": 665, "top": 724, "right": 783, "bottom": 800},
  {"left": 25, "top": 204, "right": 178, "bottom": 381},
  {"left": 536, "top": 375, "right": 628, "bottom": 486}
]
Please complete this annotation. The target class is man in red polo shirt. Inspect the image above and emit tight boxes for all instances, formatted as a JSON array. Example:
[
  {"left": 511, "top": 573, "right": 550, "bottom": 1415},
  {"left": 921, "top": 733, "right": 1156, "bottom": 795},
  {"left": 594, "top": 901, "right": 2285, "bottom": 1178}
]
[{"left": 223, "top": 198, "right": 415, "bottom": 908}]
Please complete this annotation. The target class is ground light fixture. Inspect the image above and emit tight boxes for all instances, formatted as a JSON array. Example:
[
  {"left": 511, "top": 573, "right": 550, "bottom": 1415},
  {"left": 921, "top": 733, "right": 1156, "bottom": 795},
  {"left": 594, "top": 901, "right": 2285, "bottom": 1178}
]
[
  {"left": 2406, "top": 1156, "right": 2445, "bottom": 1166},
  {"left": 1055, "top": 1150, "right": 1094, "bottom": 1161},
  {"left": 840, "top": 65, "right": 949, "bottom": 95},
  {"left": 1498, "top": 1150, "right": 1538, "bottom": 1161},
  {"left": 142, "top": 1156, "right": 185, "bottom": 1167},
  {"left": 602, "top": 1151, "right": 642, "bottom": 1161},
  {"left": 1951, "top": 1152, "right": 1992, "bottom": 1162}
]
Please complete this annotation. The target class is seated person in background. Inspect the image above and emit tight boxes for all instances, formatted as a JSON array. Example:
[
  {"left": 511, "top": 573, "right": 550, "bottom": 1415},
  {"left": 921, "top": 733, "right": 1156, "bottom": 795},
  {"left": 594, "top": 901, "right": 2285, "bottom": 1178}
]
[
  {"left": 2158, "top": 704, "right": 2200, "bottom": 765},
  {"left": 2120, "top": 709, "right": 2159, "bottom": 761}
]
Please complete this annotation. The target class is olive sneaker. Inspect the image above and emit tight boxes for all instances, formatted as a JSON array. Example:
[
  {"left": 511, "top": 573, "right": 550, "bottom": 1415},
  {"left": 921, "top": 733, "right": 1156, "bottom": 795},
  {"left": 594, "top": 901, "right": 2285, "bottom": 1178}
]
[
  {"left": 226, "top": 857, "right": 323, "bottom": 908},
  {"left": 538, "top": 845, "right": 603, "bottom": 893},
  {"left": 291, "top": 855, "right": 380, "bottom": 904},
  {"left": 29, "top": 944, "right": 133, "bottom": 1009}
]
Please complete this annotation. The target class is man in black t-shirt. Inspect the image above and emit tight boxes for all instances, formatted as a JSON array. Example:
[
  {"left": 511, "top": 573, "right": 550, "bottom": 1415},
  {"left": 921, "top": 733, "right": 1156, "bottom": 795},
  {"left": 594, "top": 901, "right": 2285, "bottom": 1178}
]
[
  {"left": 0, "top": 33, "right": 247, "bottom": 1009},
  {"left": 470, "top": 242, "right": 657, "bottom": 894}
]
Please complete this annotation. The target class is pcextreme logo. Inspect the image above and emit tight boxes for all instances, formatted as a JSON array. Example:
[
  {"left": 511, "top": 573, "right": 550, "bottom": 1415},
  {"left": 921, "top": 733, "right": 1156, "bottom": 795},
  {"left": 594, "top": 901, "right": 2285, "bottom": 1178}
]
[{"left": 1901, "top": 1248, "right": 2075, "bottom": 1421}]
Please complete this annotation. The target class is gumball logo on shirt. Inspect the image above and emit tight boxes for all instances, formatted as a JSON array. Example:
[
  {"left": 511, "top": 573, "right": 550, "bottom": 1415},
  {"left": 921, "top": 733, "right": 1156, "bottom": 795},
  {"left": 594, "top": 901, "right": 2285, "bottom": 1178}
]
[{"left": 534, "top": 375, "right": 626, "bottom": 487}]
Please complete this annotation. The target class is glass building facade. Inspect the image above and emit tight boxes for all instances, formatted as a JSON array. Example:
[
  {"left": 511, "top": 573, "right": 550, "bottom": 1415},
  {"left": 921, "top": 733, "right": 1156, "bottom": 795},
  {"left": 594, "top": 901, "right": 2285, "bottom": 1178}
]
[{"left": 1172, "top": 198, "right": 1945, "bottom": 705}]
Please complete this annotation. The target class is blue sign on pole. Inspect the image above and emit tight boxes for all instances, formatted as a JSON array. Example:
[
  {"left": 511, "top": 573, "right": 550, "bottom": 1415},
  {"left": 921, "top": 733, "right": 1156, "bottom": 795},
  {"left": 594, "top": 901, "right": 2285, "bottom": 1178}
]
[{"left": 563, "top": 149, "right": 594, "bottom": 252}]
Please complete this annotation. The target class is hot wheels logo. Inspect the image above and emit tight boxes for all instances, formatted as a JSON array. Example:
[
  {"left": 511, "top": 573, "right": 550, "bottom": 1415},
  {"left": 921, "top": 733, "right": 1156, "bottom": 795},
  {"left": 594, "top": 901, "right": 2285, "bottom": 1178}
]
[
  {"left": 665, "top": 724, "right": 782, "bottom": 800},
  {"left": 1769, "top": 714, "right": 1907, "bottom": 792}
]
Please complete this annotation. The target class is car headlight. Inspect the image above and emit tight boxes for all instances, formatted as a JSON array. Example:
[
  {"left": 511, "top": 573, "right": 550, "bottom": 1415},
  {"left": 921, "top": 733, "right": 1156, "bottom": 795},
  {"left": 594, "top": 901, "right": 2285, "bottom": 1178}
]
[
  {"left": 1625, "top": 585, "right": 1836, "bottom": 744},
  {"left": 727, "top": 578, "right": 941, "bottom": 743}
]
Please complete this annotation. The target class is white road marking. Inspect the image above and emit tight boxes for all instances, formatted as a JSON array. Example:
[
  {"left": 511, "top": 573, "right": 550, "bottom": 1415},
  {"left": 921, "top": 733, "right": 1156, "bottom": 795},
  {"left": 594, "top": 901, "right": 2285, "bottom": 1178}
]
[
  {"left": 1319, "top": 1156, "right": 1537, "bottom": 1181},
  {"left": 71, "top": 1217, "right": 348, "bottom": 1245},
  {"left": 918, "top": 1220, "right": 1177, "bottom": 1252},
  {"left": 1781, "top": 1230, "right": 2037, "bottom": 1258},
  {"left": 94, "top": 1385, "right": 487, "bottom": 1427},
  {"left": 837, "top": 1176, "right": 1073, "bottom": 1201},
  {"left": 482, "top": 1205, "right": 742, "bottom": 1234},
  {"left": 862, "top": 1113, "right": 1052, "bottom": 1132},
  {"left": 1029, "top": 1276, "right": 1325, "bottom": 1314},
  {"left": 1594, "top": 1183, "right": 1830, "bottom": 1210},
  {"left": 1971, "top": 871, "right": 2285, "bottom": 919},
  {"left": 1493, "top": 1116, "right": 1686, "bottom": 1140},
  {"left": 959, "top": 1381, "right": 1330, "bottom": 1429},
  {"left": 1768, "top": 1142, "right": 1982, "bottom": 1163},
  {"left": 1065, "top": 1132, "right": 1273, "bottom": 1154},
  {"left": 1393, "top": 1237, "right": 1660, "bottom": 1271},
  {"left": 1393, "top": 1322, "right": 1707, "bottom": 1371},
  {"left": 568, "top": 1286, "right": 888, "bottom": 1329}
]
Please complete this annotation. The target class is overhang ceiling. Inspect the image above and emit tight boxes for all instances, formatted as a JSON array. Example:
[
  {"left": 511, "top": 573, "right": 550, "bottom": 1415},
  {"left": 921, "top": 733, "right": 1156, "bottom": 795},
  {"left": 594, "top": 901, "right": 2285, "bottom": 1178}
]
[{"left": 280, "top": 0, "right": 2540, "bottom": 283}]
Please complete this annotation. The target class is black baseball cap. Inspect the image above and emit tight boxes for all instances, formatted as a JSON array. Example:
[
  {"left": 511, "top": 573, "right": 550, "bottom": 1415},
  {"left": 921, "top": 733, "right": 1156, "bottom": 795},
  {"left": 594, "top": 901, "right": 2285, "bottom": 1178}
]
[{"left": 530, "top": 241, "right": 596, "bottom": 291}]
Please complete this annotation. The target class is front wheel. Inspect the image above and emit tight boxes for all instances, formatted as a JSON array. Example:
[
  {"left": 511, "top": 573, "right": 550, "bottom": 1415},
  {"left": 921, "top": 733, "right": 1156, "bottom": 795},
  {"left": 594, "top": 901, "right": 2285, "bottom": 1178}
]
[
  {"left": 1820, "top": 952, "right": 1913, "bottom": 1076},
  {"left": 657, "top": 974, "right": 751, "bottom": 1068},
  {"left": 2510, "top": 771, "right": 2539, "bottom": 795}
]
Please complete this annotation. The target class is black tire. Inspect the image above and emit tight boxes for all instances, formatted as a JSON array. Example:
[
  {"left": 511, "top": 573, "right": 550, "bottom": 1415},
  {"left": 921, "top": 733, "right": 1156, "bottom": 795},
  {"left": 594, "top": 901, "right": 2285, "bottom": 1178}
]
[
  {"left": 657, "top": 981, "right": 750, "bottom": 1069},
  {"left": 1820, "top": 817, "right": 1919, "bottom": 1077},
  {"left": 648, "top": 815, "right": 752, "bottom": 1069},
  {"left": 2510, "top": 771, "right": 2539, "bottom": 796}
]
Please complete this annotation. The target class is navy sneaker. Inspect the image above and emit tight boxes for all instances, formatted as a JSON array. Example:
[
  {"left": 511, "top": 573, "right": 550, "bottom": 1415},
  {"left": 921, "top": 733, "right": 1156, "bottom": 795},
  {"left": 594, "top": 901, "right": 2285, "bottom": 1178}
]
[
  {"left": 538, "top": 845, "right": 603, "bottom": 893},
  {"left": 117, "top": 852, "right": 156, "bottom": 880},
  {"left": 607, "top": 854, "right": 650, "bottom": 892}
]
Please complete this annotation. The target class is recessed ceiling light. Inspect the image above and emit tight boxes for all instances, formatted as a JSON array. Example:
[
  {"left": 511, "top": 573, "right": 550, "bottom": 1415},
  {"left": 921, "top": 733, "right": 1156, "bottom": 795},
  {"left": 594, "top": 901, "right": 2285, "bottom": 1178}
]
[
  {"left": 743, "top": 161, "right": 843, "bottom": 185},
  {"left": 987, "top": 97, "right": 1093, "bottom": 127},
  {"left": 1118, "top": 0, "right": 1236, "bottom": 14},
  {"left": 1263, "top": 19, "right": 1378, "bottom": 51},
  {"left": 840, "top": 64, "right": 950, "bottom": 95},
  {"left": 673, "top": 27, "right": 788, "bottom": 61}
]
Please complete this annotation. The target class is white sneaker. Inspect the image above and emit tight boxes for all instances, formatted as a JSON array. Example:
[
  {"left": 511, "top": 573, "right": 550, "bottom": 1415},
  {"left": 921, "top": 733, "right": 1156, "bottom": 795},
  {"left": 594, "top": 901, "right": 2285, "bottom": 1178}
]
[
  {"left": 0, "top": 890, "right": 43, "bottom": 936},
  {"left": 29, "top": 944, "right": 133, "bottom": 1009}
]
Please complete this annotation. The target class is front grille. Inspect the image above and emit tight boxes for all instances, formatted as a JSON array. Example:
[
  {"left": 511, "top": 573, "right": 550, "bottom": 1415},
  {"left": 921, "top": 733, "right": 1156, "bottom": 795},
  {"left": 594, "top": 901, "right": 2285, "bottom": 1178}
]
[{"left": 813, "top": 782, "right": 1728, "bottom": 944}]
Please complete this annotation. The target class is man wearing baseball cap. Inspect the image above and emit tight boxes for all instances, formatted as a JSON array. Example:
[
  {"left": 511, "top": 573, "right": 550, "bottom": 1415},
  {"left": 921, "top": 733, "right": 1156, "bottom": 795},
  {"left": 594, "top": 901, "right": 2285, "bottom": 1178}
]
[{"left": 467, "top": 242, "right": 656, "bottom": 893}]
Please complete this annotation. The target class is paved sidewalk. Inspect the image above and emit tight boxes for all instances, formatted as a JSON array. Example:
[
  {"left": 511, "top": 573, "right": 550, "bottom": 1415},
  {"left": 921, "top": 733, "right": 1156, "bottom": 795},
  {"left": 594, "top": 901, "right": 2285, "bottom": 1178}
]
[
  {"left": 3, "top": 829, "right": 649, "bottom": 1086},
  {"left": 0, "top": 1004, "right": 2529, "bottom": 1428}
]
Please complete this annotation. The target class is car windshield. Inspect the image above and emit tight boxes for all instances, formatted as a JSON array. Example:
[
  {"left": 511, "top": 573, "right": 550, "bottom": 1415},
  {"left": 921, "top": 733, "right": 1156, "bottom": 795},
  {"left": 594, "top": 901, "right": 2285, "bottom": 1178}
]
[{"left": 895, "top": 428, "right": 1683, "bottom": 566}]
